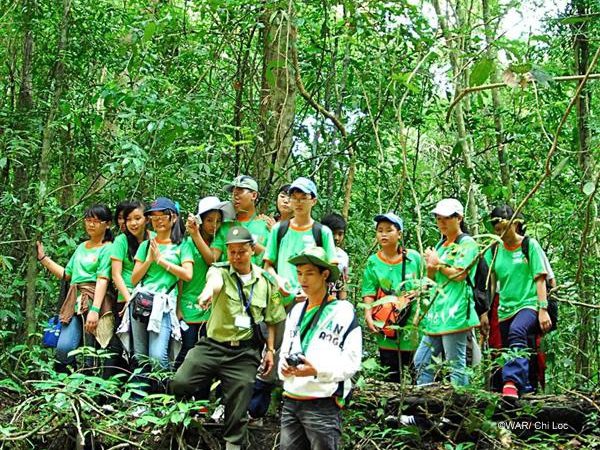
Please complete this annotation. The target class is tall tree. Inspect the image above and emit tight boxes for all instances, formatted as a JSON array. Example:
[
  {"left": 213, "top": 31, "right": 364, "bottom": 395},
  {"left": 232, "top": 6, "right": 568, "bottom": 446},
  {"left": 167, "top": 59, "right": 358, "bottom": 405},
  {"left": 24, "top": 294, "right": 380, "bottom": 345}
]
[
  {"left": 24, "top": 0, "right": 71, "bottom": 335},
  {"left": 256, "top": 0, "right": 297, "bottom": 203}
]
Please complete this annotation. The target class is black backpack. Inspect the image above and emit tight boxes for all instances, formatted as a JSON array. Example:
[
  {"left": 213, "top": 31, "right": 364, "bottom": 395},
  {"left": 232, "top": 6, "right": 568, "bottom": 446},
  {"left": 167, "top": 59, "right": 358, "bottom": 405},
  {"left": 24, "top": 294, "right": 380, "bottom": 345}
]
[
  {"left": 436, "top": 234, "right": 490, "bottom": 320},
  {"left": 520, "top": 236, "right": 558, "bottom": 333},
  {"left": 275, "top": 220, "right": 323, "bottom": 253}
]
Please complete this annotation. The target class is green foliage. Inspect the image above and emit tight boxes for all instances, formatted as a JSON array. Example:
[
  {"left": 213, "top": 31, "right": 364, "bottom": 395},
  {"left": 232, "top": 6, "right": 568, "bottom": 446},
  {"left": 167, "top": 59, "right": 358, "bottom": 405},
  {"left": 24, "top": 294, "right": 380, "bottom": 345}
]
[{"left": 0, "top": 0, "right": 599, "bottom": 446}]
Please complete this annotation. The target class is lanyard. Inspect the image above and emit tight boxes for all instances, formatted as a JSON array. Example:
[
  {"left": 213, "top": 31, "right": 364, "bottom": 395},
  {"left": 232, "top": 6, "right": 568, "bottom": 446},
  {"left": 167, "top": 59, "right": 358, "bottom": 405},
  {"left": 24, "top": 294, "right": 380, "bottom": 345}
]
[
  {"left": 288, "top": 294, "right": 330, "bottom": 354},
  {"left": 234, "top": 274, "right": 255, "bottom": 312}
]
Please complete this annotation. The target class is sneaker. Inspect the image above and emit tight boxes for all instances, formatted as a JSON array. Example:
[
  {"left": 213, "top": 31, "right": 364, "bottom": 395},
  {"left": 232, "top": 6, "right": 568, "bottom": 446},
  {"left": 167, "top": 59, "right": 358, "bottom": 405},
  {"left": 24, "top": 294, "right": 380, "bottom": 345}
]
[
  {"left": 248, "top": 415, "right": 264, "bottom": 427},
  {"left": 399, "top": 415, "right": 417, "bottom": 426},
  {"left": 502, "top": 382, "right": 519, "bottom": 399},
  {"left": 211, "top": 404, "right": 225, "bottom": 422},
  {"left": 192, "top": 405, "right": 209, "bottom": 419}
]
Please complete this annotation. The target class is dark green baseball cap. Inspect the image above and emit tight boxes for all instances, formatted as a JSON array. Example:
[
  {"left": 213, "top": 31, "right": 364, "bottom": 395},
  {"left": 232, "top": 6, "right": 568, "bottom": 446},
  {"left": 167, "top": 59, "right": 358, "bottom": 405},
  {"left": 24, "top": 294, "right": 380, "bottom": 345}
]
[
  {"left": 288, "top": 247, "right": 340, "bottom": 282},
  {"left": 226, "top": 226, "right": 254, "bottom": 244}
]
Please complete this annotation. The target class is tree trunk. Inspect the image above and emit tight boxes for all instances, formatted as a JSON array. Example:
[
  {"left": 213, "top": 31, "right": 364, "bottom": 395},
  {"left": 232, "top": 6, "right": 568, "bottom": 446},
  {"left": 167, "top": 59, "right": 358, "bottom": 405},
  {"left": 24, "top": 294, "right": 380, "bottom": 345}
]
[
  {"left": 13, "top": 2, "right": 35, "bottom": 205},
  {"left": 572, "top": 0, "right": 594, "bottom": 378},
  {"left": 432, "top": 0, "right": 481, "bottom": 232},
  {"left": 24, "top": 0, "right": 71, "bottom": 337},
  {"left": 482, "top": 0, "right": 511, "bottom": 197},
  {"left": 256, "top": 0, "right": 297, "bottom": 207}
]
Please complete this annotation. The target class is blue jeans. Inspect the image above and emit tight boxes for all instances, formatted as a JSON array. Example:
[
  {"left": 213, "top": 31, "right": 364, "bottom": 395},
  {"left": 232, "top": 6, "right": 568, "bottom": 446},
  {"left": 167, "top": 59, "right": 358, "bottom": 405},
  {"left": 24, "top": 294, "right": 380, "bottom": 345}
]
[
  {"left": 130, "top": 307, "right": 172, "bottom": 369},
  {"left": 414, "top": 331, "right": 469, "bottom": 386},
  {"left": 280, "top": 397, "right": 341, "bottom": 450},
  {"left": 55, "top": 315, "right": 96, "bottom": 369},
  {"left": 500, "top": 308, "right": 538, "bottom": 392}
]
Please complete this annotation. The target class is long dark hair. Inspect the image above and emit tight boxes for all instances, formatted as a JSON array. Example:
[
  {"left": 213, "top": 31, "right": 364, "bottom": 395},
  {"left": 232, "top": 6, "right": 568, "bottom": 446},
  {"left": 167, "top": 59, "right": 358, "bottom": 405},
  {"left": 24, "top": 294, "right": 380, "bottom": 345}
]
[
  {"left": 172, "top": 211, "right": 185, "bottom": 245},
  {"left": 123, "top": 201, "right": 147, "bottom": 260},
  {"left": 489, "top": 204, "right": 524, "bottom": 234},
  {"left": 450, "top": 212, "right": 469, "bottom": 234},
  {"left": 114, "top": 200, "right": 133, "bottom": 230},
  {"left": 274, "top": 183, "right": 291, "bottom": 221},
  {"left": 84, "top": 204, "right": 114, "bottom": 243}
]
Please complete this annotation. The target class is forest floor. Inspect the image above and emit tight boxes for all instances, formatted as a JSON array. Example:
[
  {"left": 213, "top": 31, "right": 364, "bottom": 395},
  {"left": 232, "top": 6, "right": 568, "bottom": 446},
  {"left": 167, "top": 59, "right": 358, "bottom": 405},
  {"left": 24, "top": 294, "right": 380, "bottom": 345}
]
[{"left": 1, "top": 377, "right": 598, "bottom": 449}]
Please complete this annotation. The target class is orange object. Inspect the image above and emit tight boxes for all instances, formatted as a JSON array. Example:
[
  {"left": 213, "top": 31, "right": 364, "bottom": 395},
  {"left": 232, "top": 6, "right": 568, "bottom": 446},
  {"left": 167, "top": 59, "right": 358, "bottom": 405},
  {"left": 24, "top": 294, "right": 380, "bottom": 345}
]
[{"left": 372, "top": 295, "right": 411, "bottom": 338}]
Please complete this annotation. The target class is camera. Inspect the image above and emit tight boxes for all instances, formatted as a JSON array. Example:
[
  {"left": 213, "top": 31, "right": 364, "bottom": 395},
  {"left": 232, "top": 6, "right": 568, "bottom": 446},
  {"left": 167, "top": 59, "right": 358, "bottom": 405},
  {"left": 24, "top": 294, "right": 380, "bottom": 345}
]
[{"left": 285, "top": 353, "right": 305, "bottom": 367}]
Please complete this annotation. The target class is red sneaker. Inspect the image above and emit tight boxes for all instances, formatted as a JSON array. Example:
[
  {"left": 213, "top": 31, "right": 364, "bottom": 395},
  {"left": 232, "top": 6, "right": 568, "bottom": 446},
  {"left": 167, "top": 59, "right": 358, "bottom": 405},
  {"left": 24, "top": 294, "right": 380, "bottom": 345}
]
[{"left": 502, "top": 382, "right": 519, "bottom": 399}]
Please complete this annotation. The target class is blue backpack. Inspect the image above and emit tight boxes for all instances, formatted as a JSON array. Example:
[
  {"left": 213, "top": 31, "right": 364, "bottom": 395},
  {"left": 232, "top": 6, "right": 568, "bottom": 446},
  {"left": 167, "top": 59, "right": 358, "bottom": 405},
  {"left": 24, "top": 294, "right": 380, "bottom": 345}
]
[{"left": 42, "top": 315, "right": 62, "bottom": 347}]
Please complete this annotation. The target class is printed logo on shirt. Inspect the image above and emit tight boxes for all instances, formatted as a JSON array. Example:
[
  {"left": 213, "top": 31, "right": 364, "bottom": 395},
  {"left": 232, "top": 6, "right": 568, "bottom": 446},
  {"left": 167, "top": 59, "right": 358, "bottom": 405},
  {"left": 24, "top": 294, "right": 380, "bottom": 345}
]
[
  {"left": 317, "top": 319, "right": 345, "bottom": 347},
  {"left": 512, "top": 252, "right": 525, "bottom": 264},
  {"left": 302, "top": 235, "right": 316, "bottom": 248},
  {"left": 82, "top": 254, "right": 98, "bottom": 264}
]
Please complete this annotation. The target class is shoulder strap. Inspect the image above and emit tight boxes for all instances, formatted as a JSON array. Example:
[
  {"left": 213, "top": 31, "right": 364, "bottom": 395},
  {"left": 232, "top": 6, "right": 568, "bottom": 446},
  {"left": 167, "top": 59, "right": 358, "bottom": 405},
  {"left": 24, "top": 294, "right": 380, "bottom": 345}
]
[
  {"left": 521, "top": 236, "right": 530, "bottom": 262},
  {"left": 401, "top": 248, "right": 407, "bottom": 284},
  {"left": 435, "top": 238, "right": 445, "bottom": 250},
  {"left": 339, "top": 312, "right": 359, "bottom": 349},
  {"left": 276, "top": 220, "right": 290, "bottom": 250},
  {"left": 312, "top": 221, "right": 323, "bottom": 247},
  {"left": 296, "top": 295, "right": 330, "bottom": 343}
]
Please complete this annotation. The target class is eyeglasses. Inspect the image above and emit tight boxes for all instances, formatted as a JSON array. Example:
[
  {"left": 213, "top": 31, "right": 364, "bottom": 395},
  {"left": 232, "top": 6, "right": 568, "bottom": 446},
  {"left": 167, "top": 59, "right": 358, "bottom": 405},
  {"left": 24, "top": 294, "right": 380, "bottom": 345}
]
[
  {"left": 84, "top": 218, "right": 107, "bottom": 225},
  {"left": 149, "top": 214, "right": 171, "bottom": 221},
  {"left": 290, "top": 196, "right": 312, "bottom": 203}
]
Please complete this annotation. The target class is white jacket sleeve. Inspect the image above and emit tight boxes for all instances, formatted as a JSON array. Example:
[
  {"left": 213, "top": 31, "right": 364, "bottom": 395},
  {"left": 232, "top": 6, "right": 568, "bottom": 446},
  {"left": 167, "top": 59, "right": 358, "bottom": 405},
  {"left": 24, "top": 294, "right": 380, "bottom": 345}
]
[{"left": 314, "top": 325, "right": 362, "bottom": 383}]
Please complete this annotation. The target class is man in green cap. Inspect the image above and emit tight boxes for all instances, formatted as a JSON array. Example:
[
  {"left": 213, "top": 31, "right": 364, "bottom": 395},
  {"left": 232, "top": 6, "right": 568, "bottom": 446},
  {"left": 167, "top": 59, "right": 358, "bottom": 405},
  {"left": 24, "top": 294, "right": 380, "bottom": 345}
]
[
  {"left": 170, "top": 226, "right": 286, "bottom": 450},
  {"left": 278, "top": 247, "right": 362, "bottom": 450},
  {"left": 211, "top": 175, "right": 271, "bottom": 266}
]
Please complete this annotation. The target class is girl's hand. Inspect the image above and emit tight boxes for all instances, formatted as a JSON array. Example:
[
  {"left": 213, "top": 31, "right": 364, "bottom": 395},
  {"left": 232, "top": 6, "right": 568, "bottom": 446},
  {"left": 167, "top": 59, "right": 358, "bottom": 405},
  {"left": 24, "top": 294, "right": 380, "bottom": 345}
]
[
  {"left": 149, "top": 239, "right": 161, "bottom": 262},
  {"left": 36, "top": 241, "right": 46, "bottom": 260},
  {"left": 85, "top": 311, "right": 99, "bottom": 334},
  {"left": 258, "top": 214, "right": 275, "bottom": 231},
  {"left": 186, "top": 213, "right": 200, "bottom": 235},
  {"left": 119, "top": 302, "right": 129, "bottom": 317},
  {"left": 364, "top": 311, "right": 380, "bottom": 333},
  {"left": 538, "top": 308, "right": 552, "bottom": 333},
  {"left": 425, "top": 248, "right": 440, "bottom": 267}
]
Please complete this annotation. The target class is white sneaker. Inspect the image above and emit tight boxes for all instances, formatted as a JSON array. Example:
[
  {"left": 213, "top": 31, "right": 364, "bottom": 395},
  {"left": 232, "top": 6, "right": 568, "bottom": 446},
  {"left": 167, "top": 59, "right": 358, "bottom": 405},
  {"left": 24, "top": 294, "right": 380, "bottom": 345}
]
[
  {"left": 211, "top": 404, "right": 225, "bottom": 422},
  {"left": 131, "top": 405, "right": 148, "bottom": 418},
  {"left": 225, "top": 443, "right": 241, "bottom": 450},
  {"left": 400, "top": 415, "right": 417, "bottom": 425}
]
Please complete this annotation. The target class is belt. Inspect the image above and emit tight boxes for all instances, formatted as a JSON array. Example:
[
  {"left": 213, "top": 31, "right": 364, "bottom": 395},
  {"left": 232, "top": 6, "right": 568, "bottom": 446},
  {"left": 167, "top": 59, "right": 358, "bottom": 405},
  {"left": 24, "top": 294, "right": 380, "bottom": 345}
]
[{"left": 208, "top": 337, "right": 256, "bottom": 349}]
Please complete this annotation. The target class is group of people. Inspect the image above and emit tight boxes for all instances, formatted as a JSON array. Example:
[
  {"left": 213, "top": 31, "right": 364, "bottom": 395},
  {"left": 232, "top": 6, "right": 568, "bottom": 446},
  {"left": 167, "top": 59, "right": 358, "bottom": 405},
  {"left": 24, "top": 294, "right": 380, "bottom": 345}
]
[{"left": 37, "top": 174, "right": 554, "bottom": 450}]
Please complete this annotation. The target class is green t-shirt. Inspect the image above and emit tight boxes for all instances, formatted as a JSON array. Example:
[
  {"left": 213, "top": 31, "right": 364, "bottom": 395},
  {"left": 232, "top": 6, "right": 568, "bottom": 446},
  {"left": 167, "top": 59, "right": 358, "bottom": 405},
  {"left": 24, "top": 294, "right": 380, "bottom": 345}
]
[
  {"left": 111, "top": 232, "right": 155, "bottom": 302},
  {"left": 263, "top": 221, "right": 337, "bottom": 306},
  {"left": 179, "top": 237, "right": 211, "bottom": 323},
  {"left": 134, "top": 240, "right": 194, "bottom": 295},
  {"left": 422, "top": 236, "right": 480, "bottom": 335},
  {"left": 361, "top": 249, "right": 424, "bottom": 351},
  {"left": 206, "top": 264, "right": 286, "bottom": 342},
  {"left": 110, "top": 234, "right": 135, "bottom": 302},
  {"left": 484, "top": 238, "right": 546, "bottom": 322},
  {"left": 65, "top": 242, "right": 112, "bottom": 284},
  {"left": 211, "top": 215, "right": 270, "bottom": 266}
]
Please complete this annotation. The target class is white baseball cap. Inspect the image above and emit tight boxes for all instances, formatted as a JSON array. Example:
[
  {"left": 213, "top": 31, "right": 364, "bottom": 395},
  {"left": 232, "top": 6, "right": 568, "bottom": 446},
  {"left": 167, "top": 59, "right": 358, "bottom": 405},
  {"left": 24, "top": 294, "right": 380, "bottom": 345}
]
[
  {"left": 196, "top": 196, "right": 235, "bottom": 221},
  {"left": 431, "top": 198, "right": 464, "bottom": 217}
]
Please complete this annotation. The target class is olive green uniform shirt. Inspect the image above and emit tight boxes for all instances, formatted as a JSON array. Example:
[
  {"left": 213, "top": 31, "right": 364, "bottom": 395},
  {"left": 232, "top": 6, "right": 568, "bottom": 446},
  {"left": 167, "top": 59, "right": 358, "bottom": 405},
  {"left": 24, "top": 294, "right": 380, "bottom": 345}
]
[{"left": 206, "top": 263, "right": 286, "bottom": 342}]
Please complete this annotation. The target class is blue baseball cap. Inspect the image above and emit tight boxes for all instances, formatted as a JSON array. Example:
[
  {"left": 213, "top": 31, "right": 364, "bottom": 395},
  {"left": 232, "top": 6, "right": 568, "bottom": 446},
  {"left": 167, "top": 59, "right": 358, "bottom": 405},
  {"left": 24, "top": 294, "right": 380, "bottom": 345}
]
[
  {"left": 374, "top": 212, "right": 404, "bottom": 231},
  {"left": 145, "top": 197, "right": 178, "bottom": 215},
  {"left": 289, "top": 177, "right": 318, "bottom": 197}
]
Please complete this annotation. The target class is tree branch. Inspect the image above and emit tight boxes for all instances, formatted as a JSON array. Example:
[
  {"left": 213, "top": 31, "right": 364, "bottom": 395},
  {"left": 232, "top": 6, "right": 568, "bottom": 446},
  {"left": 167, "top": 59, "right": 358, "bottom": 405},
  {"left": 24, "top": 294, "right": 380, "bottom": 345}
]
[{"left": 446, "top": 73, "right": 600, "bottom": 122}]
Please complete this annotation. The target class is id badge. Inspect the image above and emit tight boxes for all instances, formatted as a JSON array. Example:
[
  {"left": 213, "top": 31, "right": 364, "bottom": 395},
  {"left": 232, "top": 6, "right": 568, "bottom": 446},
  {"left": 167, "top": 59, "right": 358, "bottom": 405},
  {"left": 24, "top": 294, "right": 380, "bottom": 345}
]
[{"left": 234, "top": 315, "right": 252, "bottom": 329}]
